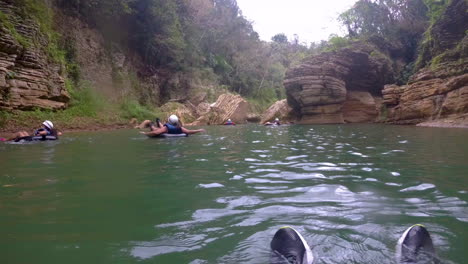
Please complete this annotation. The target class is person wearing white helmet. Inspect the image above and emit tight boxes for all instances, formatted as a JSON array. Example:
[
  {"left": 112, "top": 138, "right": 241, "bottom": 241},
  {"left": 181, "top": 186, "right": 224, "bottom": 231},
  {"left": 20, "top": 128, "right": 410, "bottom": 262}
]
[
  {"left": 6, "top": 120, "right": 61, "bottom": 142},
  {"left": 264, "top": 117, "right": 281, "bottom": 126},
  {"left": 224, "top": 118, "right": 235, "bottom": 125},
  {"left": 140, "top": 114, "right": 205, "bottom": 137}
]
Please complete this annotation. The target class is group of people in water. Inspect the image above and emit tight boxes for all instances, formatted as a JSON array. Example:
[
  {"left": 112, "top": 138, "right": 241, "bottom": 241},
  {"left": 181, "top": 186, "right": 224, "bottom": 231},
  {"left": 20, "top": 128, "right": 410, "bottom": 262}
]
[
  {"left": 224, "top": 117, "right": 282, "bottom": 126},
  {"left": 2, "top": 114, "right": 285, "bottom": 142}
]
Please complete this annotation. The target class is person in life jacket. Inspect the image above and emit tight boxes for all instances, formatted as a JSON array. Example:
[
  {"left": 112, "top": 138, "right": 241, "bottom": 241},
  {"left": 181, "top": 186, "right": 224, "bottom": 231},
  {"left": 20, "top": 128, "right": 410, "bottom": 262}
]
[
  {"left": 140, "top": 114, "right": 205, "bottom": 137},
  {"left": 6, "top": 120, "right": 61, "bottom": 142},
  {"left": 224, "top": 119, "right": 236, "bottom": 125}
]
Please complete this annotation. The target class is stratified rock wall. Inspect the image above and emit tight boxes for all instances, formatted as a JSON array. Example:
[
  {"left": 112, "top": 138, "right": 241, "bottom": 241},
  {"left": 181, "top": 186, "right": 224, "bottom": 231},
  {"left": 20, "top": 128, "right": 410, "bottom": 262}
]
[
  {"left": 383, "top": 72, "right": 468, "bottom": 124},
  {"left": 342, "top": 91, "right": 379, "bottom": 123},
  {"left": 284, "top": 44, "right": 394, "bottom": 124},
  {"left": 0, "top": 1, "right": 69, "bottom": 110}
]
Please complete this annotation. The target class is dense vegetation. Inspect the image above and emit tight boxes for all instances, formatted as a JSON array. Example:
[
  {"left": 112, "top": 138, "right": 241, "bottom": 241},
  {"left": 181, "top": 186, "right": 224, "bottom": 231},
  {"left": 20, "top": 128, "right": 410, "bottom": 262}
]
[
  {"left": 52, "top": 0, "right": 312, "bottom": 109},
  {"left": 336, "top": 0, "right": 454, "bottom": 83},
  {"left": 0, "top": 0, "right": 459, "bottom": 129}
]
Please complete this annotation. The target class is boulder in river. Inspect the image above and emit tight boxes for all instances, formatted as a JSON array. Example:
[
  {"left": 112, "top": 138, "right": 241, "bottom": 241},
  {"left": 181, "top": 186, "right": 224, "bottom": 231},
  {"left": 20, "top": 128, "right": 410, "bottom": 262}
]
[
  {"left": 260, "top": 99, "right": 294, "bottom": 123},
  {"left": 188, "top": 93, "right": 252, "bottom": 125}
]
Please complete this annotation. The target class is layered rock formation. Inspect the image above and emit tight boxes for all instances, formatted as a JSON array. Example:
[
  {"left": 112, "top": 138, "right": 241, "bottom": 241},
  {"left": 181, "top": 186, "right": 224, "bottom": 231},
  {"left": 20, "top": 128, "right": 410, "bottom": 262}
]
[
  {"left": 284, "top": 44, "right": 393, "bottom": 124},
  {"left": 382, "top": 0, "right": 468, "bottom": 126},
  {"left": 0, "top": 1, "right": 69, "bottom": 110},
  {"left": 260, "top": 99, "right": 294, "bottom": 124},
  {"left": 342, "top": 91, "right": 381, "bottom": 123},
  {"left": 189, "top": 93, "right": 253, "bottom": 125},
  {"left": 383, "top": 71, "right": 468, "bottom": 125}
]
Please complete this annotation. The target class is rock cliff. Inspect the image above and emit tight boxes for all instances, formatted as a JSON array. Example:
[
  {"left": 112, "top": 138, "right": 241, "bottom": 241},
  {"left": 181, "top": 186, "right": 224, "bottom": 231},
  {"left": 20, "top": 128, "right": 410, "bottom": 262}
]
[
  {"left": 284, "top": 0, "right": 468, "bottom": 127},
  {"left": 382, "top": 0, "right": 468, "bottom": 126},
  {"left": 284, "top": 43, "right": 394, "bottom": 124},
  {"left": 0, "top": 1, "right": 69, "bottom": 110}
]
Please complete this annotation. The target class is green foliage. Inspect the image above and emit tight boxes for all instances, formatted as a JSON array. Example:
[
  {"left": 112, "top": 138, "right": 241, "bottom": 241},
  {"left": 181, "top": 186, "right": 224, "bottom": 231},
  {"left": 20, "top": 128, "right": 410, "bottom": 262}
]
[
  {"left": 5, "top": 70, "right": 17, "bottom": 80},
  {"left": 324, "top": 35, "right": 351, "bottom": 52},
  {"left": 339, "top": 0, "right": 430, "bottom": 63},
  {"left": 423, "top": 0, "right": 451, "bottom": 23},
  {"left": 67, "top": 82, "right": 105, "bottom": 118},
  {"left": 119, "top": 100, "right": 161, "bottom": 121},
  {"left": 414, "top": 0, "right": 454, "bottom": 69},
  {"left": 16, "top": 0, "right": 66, "bottom": 65},
  {"left": 272, "top": 33, "right": 288, "bottom": 44},
  {"left": 3, "top": 0, "right": 318, "bottom": 124}
]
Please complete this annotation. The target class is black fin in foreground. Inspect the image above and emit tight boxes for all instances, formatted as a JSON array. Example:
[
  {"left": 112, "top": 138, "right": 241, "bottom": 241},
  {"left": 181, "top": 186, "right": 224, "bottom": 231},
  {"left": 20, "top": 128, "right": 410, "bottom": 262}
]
[
  {"left": 396, "top": 224, "right": 437, "bottom": 263},
  {"left": 270, "top": 226, "right": 313, "bottom": 264}
]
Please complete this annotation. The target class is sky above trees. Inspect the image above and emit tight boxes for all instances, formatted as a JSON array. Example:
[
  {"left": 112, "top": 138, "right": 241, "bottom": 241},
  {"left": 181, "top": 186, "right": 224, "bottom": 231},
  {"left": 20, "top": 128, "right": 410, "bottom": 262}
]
[{"left": 236, "top": 0, "right": 358, "bottom": 44}]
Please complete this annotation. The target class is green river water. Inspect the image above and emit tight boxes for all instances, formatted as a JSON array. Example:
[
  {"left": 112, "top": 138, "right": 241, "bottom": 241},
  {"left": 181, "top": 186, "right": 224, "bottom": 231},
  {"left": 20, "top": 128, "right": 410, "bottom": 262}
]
[{"left": 1, "top": 124, "right": 467, "bottom": 264}]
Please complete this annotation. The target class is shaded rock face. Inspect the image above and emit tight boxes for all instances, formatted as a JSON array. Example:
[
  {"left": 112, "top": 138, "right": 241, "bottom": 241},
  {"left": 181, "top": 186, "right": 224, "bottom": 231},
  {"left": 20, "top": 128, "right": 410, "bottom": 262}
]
[
  {"left": 417, "top": 0, "right": 468, "bottom": 70},
  {"left": 189, "top": 93, "right": 252, "bottom": 125},
  {"left": 284, "top": 44, "right": 394, "bottom": 124},
  {"left": 260, "top": 99, "right": 294, "bottom": 124},
  {"left": 0, "top": 2, "right": 69, "bottom": 110},
  {"left": 342, "top": 91, "right": 380, "bottom": 123}
]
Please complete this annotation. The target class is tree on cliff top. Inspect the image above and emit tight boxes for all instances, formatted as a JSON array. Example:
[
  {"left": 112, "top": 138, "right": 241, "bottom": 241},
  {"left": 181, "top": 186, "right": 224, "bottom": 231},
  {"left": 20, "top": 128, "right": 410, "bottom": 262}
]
[{"left": 339, "top": 0, "right": 429, "bottom": 62}]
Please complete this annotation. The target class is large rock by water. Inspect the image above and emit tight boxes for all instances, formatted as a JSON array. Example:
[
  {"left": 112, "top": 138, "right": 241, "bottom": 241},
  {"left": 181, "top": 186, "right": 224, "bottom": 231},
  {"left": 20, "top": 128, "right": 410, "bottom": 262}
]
[
  {"left": 0, "top": 2, "right": 69, "bottom": 110},
  {"left": 260, "top": 99, "right": 294, "bottom": 124},
  {"left": 189, "top": 93, "right": 252, "bottom": 125},
  {"left": 284, "top": 43, "right": 394, "bottom": 124},
  {"left": 382, "top": 72, "right": 468, "bottom": 125}
]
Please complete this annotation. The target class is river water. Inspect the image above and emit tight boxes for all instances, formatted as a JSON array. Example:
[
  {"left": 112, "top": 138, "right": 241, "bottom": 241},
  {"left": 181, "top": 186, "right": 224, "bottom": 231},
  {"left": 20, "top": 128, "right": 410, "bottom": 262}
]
[{"left": 1, "top": 124, "right": 467, "bottom": 264}]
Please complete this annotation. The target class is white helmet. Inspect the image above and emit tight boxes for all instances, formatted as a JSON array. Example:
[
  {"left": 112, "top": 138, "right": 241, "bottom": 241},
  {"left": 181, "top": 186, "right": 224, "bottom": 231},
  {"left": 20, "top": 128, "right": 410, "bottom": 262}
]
[
  {"left": 275, "top": 118, "right": 279, "bottom": 121},
  {"left": 43, "top": 120, "right": 53, "bottom": 129},
  {"left": 168, "top": 115, "right": 179, "bottom": 125},
  {"left": 228, "top": 119, "right": 232, "bottom": 122}
]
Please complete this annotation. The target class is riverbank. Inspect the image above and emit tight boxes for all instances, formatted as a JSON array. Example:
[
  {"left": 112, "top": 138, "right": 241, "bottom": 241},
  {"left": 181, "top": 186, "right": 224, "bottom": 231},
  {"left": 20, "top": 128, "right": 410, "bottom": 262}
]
[{"left": 0, "top": 112, "right": 131, "bottom": 138}]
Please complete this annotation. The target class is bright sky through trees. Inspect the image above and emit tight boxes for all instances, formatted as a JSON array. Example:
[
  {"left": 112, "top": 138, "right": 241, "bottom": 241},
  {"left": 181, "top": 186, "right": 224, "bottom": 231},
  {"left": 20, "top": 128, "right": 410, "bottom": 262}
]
[{"left": 237, "top": 0, "right": 358, "bottom": 44}]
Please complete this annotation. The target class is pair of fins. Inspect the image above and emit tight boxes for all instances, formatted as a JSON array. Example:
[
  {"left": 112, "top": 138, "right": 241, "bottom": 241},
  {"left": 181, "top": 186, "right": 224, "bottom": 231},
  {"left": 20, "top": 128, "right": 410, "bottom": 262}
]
[{"left": 270, "top": 225, "right": 437, "bottom": 264}]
